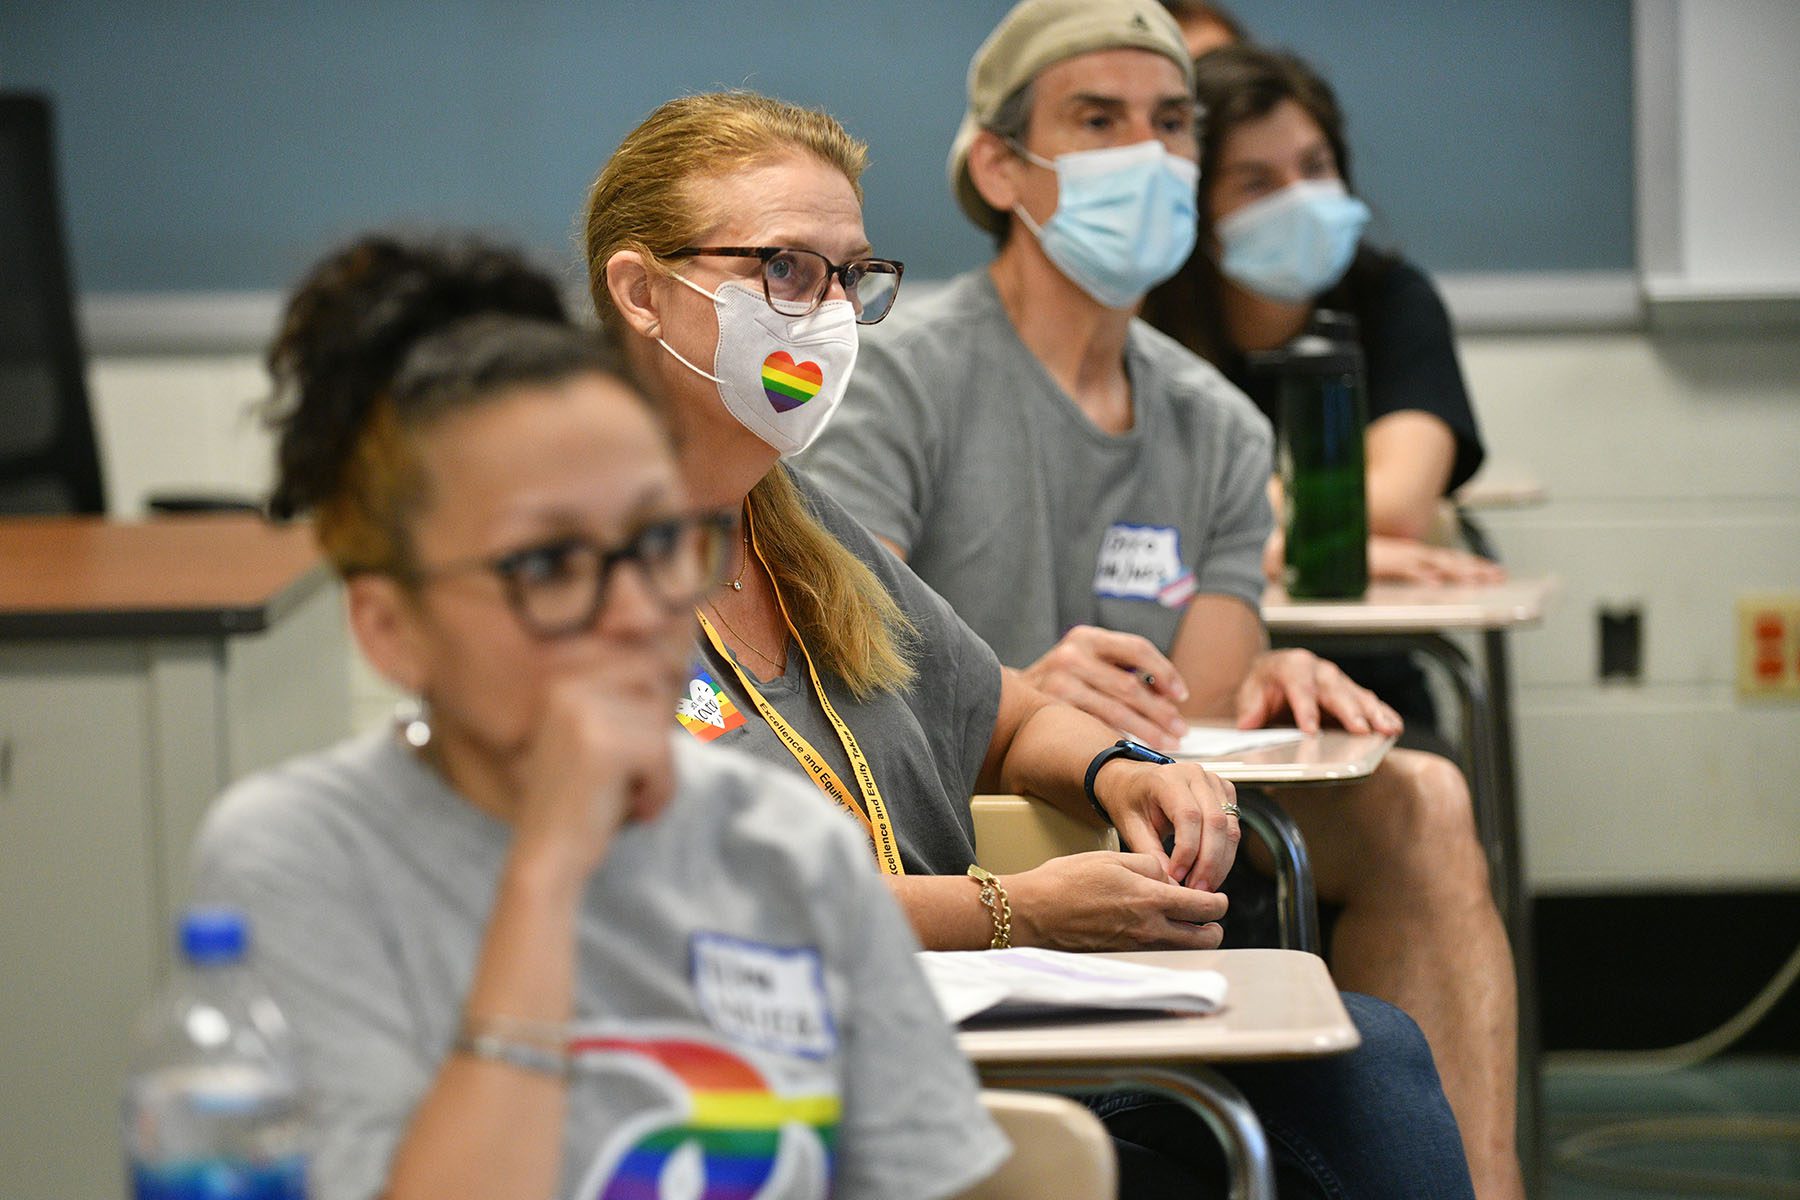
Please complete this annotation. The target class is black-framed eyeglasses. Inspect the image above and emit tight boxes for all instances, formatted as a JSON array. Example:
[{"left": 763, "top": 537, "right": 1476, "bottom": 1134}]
[
  {"left": 407, "top": 510, "right": 737, "bottom": 639},
  {"left": 669, "top": 246, "right": 905, "bottom": 324}
]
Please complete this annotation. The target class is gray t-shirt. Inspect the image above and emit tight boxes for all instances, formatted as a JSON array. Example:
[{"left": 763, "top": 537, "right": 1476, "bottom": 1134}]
[
  {"left": 676, "top": 469, "right": 1002, "bottom": 876},
  {"left": 192, "top": 731, "right": 1005, "bottom": 1200},
  {"left": 798, "top": 270, "right": 1274, "bottom": 666}
]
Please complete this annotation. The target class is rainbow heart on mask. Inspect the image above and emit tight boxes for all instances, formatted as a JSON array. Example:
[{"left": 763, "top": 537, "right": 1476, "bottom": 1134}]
[{"left": 761, "top": 350, "right": 823, "bottom": 413}]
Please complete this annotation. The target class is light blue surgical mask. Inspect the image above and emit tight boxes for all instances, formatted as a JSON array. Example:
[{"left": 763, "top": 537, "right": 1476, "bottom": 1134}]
[
  {"left": 1010, "top": 139, "right": 1200, "bottom": 310},
  {"left": 1215, "top": 179, "right": 1371, "bottom": 303}
]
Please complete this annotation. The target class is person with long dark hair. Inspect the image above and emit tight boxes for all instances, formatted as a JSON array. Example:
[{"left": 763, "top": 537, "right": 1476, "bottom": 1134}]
[{"left": 1143, "top": 44, "right": 1504, "bottom": 730}]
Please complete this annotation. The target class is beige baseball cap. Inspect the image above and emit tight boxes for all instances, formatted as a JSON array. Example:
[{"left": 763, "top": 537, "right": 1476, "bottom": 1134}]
[{"left": 948, "top": 0, "right": 1195, "bottom": 234}]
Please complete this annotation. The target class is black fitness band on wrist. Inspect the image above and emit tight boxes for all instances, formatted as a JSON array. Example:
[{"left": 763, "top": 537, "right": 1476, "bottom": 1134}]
[{"left": 1081, "top": 738, "right": 1177, "bottom": 822}]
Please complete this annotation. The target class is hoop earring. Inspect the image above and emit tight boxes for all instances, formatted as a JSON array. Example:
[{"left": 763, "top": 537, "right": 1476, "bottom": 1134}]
[{"left": 395, "top": 696, "right": 432, "bottom": 750}]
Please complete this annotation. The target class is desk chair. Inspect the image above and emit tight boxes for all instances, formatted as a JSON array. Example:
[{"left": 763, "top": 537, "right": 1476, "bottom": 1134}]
[
  {"left": 971, "top": 791, "right": 1321, "bottom": 954},
  {"left": 956, "top": 1091, "right": 1116, "bottom": 1200},
  {"left": 967, "top": 795, "right": 1361, "bottom": 1200},
  {"left": 0, "top": 92, "right": 258, "bottom": 519}
]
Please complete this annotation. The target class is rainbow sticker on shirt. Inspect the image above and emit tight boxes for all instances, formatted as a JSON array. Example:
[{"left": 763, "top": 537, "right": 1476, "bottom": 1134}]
[
  {"left": 677, "top": 668, "right": 746, "bottom": 742},
  {"left": 570, "top": 1031, "right": 839, "bottom": 1200},
  {"left": 761, "top": 351, "right": 823, "bottom": 413}
]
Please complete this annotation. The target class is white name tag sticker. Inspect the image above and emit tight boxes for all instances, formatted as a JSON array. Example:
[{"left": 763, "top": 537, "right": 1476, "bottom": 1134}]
[
  {"left": 1093, "top": 523, "right": 1196, "bottom": 608},
  {"left": 691, "top": 933, "right": 837, "bottom": 1060}
]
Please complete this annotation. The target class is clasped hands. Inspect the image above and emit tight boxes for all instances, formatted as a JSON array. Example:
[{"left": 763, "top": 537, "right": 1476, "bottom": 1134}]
[{"left": 1011, "top": 625, "right": 1407, "bottom": 950}]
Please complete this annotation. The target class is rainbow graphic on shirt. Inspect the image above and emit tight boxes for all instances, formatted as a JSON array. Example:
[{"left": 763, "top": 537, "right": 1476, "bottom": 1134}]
[
  {"left": 760, "top": 351, "right": 823, "bottom": 413},
  {"left": 676, "top": 668, "right": 746, "bottom": 743},
  {"left": 571, "top": 1033, "right": 839, "bottom": 1200}
]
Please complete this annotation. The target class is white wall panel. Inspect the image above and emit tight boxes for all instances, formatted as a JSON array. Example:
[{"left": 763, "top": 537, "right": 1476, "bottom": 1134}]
[
  {"left": 1459, "top": 333, "right": 1800, "bottom": 503},
  {"left": 1460, "top": 328, "right": 1800, "bottom": 889},
  {"left": 1476, "top": 513, "right": 1800, "bottom": 690},
  {"left": 1517, "top": 686, "right": 1800, "bottom": 890},
  {"left": 85, "top": 354, "right": 273, "bottom": 518}
]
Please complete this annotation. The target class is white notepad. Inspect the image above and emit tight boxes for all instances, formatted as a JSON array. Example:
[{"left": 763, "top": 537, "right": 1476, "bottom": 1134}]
[
  {"left": 917, "top": 947, "right": 1228, "bottom": 1024},
  {"left": 1174, "top": 726, "right": 1307, "bottom": 758}
]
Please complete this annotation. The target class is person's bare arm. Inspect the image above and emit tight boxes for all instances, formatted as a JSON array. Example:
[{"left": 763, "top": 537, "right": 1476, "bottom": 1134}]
[
  {"left": 884, "top": 668, "right": 1238, "bottom": 950},
  {"left": 884, "top": 855, "right": 1228, "bottom": 951},
  {"left": 1165, "top": 594, "right": 1266, "bottom": 721},
  {"left": 1363, "top": 410, "right": 1459, "bottom": 540}
]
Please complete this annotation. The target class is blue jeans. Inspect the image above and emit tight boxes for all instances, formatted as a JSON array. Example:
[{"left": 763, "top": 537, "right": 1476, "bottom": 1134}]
[{"left": 1092, "top": 992, "right": 1475, "bottom": 1199}]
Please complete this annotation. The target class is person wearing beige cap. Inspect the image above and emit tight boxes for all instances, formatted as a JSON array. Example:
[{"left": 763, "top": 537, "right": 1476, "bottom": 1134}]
[{"left": 799, "top": 0, "right": 1521, "bottom": 1196}]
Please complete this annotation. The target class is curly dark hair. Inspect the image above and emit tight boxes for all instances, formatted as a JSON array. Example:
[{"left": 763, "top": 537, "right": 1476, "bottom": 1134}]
[
  {"left": 264, "top": 234, "right": 626, "bottom": 520},
  {"left": 262, "top": 234, "right": 638, "bottom": 573}
]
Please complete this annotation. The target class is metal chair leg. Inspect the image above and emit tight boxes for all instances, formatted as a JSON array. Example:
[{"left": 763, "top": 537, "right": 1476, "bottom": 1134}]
[
  {"left": 981, "top": 1063, "right": 1277, "bottom": 1200},
  {"left": 1234, "top": 790, "right": 1323, "bottom": 956}
]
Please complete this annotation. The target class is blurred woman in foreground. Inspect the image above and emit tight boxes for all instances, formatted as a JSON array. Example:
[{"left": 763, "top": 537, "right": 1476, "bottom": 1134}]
[{"left": 191, "top": 234, "right": 1006, "bottom": 1200}]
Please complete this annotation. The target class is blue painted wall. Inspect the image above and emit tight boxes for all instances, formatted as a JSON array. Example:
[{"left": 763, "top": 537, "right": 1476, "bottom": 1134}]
[{"left": 1, "top": 0, "right": 1632, "bottom": 293}]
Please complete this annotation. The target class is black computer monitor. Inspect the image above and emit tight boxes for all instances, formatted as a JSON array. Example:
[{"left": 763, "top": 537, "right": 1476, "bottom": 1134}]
[{"left": 0, "top": 92, "right": 106, "bottom": 515}]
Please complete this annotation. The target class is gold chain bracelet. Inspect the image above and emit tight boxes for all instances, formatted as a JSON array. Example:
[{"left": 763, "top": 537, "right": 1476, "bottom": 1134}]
[{"left": 966, "top": 864, "right": 1013, "bottom": 949}]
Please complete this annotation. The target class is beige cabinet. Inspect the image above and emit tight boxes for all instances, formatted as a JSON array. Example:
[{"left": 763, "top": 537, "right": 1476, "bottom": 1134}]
[{"left": 0, "top": 517, "right": 348, "bottom": 1200}]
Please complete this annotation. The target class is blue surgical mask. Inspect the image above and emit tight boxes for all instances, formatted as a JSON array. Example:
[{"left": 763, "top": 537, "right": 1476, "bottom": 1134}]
[
  {"left": 1215, "top": 179, "right": 1371, "bottom": 303},
  {"left": 1011, "top": 139, "right": 1199, "bottom": 310}
]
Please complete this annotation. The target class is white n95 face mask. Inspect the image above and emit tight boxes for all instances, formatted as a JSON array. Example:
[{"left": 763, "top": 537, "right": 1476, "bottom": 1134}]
[
  {"left": 1012, "top": 139, "right": 1200, "bottom": 310},
  {"left": 1215, "top": 179, "right": 1372, "bottom": 303},
  {"left": 657, "top": 276, "right": 860, "bottom": 458}
]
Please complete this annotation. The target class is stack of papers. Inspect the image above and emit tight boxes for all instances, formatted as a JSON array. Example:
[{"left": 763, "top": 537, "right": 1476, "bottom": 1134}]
[
  {"left": 917, "top": 948, "right": 1228, "bottom": 1024},
  {"left": 1174, "top": 726, "right": 1306, "bottom": 758}
]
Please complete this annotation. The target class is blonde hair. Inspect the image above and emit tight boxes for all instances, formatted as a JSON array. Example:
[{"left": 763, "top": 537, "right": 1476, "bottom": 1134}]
[
  {"left": 584, "top": 92, "right": 914, "bottom": 697},
  {"left": 584, "top": 91, "right": 868, "bottom": 323}
]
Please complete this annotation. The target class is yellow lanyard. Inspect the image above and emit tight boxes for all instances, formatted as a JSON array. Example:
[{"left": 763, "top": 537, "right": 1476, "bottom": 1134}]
[{"left": 694, "top": 523, "right": 906, "bottom": 877}]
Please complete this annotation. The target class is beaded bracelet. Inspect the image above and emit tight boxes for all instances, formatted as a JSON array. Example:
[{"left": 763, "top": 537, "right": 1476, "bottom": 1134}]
[{"left": 966, "top": 864, "right": 1013, "bottom": 949}]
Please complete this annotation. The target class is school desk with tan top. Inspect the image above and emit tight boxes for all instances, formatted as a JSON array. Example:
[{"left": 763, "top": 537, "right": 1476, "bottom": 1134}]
[
  {"left": 1262, "top": 574, "right": 1557, "bottom": 1192},
  {"left": 0, "top": 514, "right": 350, "bottom": 1200},
  {"left": 1260, "top": 577, "right": 1555, "bottom": 921},
  {"left": 959, "top": 948, "right": 1359, "bottom": 1200}
]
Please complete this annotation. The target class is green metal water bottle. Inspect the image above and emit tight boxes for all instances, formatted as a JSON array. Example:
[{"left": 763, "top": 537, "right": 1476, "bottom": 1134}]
[{"left": 1253, "top": 312, "right": 1369, "bottom": 599}]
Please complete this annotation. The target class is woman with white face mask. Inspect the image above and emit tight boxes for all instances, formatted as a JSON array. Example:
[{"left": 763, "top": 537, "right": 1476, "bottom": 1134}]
[
  {"left": 1143, "top": 43, "right": 1504, "bottom": 734},
  {"left": 590, "top": 89, "right": 1478, "bottom": 1200},
  {"left": 591, "top": 90, "right": 1242, "bottom": 950}
]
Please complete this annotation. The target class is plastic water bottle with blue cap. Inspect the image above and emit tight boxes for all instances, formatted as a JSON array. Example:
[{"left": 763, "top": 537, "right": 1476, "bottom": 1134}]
[{"left": 122, "top": 907, "right": 307, "bottom": 1199}]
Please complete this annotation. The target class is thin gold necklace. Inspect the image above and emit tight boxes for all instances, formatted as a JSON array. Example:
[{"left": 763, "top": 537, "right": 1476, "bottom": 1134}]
[
  {"left": 705, "top": 596, "right": 785, "bottom": 670},
  {"left": 725, "top": 529, "right": 750, "bottom": 592},
  {"left": 708, "top": 503, "right": 779, "bottom": 666}
]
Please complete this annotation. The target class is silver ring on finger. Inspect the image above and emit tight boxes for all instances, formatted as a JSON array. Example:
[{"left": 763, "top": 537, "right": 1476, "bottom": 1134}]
[{"left": 1220, "top": 801, "right": 1241, "bottom": 819}]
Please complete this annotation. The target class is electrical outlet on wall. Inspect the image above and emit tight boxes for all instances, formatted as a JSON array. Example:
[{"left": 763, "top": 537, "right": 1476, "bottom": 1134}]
[{"left": 1737, "top": 594, "right": 1800, "bottom": 699}]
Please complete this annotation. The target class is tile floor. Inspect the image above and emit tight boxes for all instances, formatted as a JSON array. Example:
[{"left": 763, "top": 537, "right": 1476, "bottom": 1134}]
[{"left": 1540, "top": 1056, "right": 1800, "bottom": 1198}]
